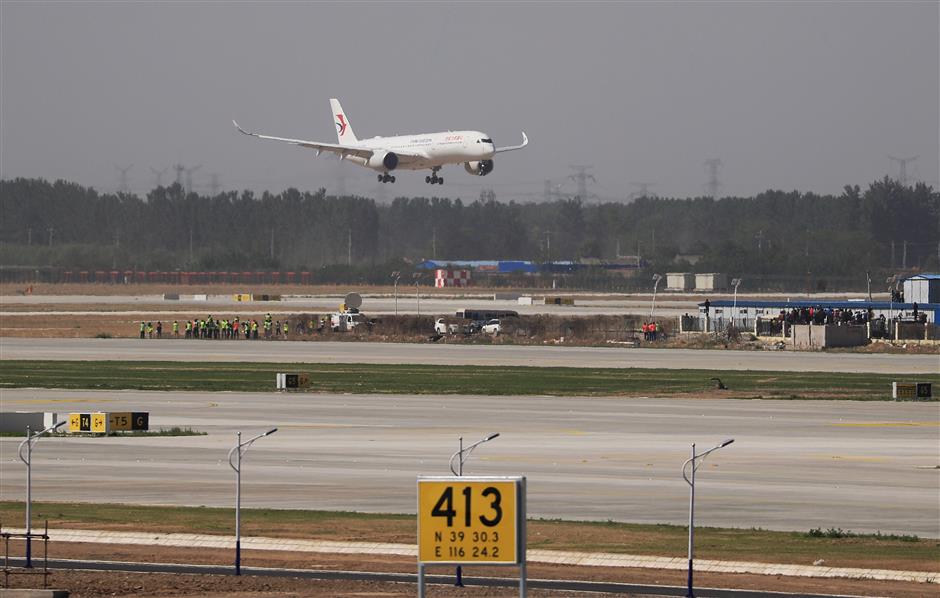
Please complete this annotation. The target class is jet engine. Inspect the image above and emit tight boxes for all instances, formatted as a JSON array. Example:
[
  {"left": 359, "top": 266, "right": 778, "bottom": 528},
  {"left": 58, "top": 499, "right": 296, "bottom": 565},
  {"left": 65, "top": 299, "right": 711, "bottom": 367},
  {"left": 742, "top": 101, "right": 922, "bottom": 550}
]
[
  {"left": 464, "top": 159, "right": 494, "bottom": 176},
  {"left": 368, "top": 151, "right": 399, "bottom": 171}
]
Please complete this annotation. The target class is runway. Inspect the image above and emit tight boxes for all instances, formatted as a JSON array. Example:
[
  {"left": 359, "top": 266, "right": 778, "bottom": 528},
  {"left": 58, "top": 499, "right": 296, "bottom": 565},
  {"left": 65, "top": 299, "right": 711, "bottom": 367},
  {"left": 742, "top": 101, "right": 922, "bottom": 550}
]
[
  {"left": 1, "top": 389, "right": 937, "bottom": 536},
  {"left": 1, "top": 337, "right": 937, "bottom": 373}
]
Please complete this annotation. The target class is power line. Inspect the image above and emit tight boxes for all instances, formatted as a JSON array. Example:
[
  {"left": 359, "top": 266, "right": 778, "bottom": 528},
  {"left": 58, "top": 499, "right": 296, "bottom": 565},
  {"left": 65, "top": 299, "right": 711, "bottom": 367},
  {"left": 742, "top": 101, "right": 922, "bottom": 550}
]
[
  {"left": 150, "top": 166, "right": 169, "bottom": 188},
  {"left": 628, "top": 182, "right": 657, "bottom": 200},
  {"left": 703, "top": 158, "right": 722, "bottom": 198},
  {"left": 568, "top": 165, "right": 596, "bottom": 201},
  {"left": 115, "top": 164, "right": 133, "bottom": 194},
  {"left": 888, "top": 155, "right": 918, "bottom": 186}
]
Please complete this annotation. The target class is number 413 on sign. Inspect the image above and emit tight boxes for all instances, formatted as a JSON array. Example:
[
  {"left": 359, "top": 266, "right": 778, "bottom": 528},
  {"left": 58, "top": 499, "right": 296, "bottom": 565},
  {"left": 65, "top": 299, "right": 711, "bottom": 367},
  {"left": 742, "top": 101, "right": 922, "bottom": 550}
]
[{"left": 417, "top": 477, "right": 525, "bottom": 565}]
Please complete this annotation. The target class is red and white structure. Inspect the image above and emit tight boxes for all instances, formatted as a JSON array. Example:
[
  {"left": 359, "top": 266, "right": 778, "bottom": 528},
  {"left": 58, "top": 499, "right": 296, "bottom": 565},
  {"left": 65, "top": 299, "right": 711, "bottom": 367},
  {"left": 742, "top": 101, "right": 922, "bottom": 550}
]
[{"left": 434, "top": 269, "right": 471, "bottom": 288}]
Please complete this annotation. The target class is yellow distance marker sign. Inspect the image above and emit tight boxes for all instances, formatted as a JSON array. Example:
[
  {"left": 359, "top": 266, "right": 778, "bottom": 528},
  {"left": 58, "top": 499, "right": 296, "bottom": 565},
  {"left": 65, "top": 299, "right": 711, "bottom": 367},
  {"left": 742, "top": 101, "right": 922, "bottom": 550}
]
[{"left": 418, "top": 476, "right": 525, "bottom": 565}]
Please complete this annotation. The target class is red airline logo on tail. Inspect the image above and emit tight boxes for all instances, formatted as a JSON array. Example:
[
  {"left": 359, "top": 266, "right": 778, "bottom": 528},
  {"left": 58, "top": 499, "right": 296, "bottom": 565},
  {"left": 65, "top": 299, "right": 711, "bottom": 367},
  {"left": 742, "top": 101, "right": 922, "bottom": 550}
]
[{"left": 335, "top": 114, "right": 347, "bottom": 136}]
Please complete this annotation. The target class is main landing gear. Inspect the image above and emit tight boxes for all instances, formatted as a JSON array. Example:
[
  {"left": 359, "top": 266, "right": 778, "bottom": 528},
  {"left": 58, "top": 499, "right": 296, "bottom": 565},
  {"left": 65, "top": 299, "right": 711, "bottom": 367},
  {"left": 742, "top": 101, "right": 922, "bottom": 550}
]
[
  {"left": 378, "top": 173, "right": 396, "bottom": 183},
  {"left": 425, "top": 168, "right": 443, "bottom": 185}
]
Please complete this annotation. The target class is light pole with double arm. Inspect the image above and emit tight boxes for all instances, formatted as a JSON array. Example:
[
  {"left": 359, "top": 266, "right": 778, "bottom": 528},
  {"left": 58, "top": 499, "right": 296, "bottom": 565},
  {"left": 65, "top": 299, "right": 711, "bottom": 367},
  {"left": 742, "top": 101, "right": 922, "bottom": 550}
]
[
  {"left": 228, "top": 427, "right": 278, "bottom": 575},
  {"left": 681, "top": 438, "right": 734, "bottom": 598},
  {"left": 18, "top": 420, "right": 66, "bottom": 568}
]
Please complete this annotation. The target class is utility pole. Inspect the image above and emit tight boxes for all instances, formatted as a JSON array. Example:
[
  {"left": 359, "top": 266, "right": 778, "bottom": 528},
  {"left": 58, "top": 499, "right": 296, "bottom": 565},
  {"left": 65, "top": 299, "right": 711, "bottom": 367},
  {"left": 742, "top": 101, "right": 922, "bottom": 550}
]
[
  {"left": 115, "top": 164, "right": 133, "bottom": 194},
  {"left": 568, "top": 165, "right": 596, "bottom": 201},
  {"left": 545, "top": 231, "right": 552, "bottom": 263},
  {"left": 888, "top": 155, "right": 918, "bottom": 186},
  {"left": 208, "top": 173, "right": 221, "bottom": 195},
  {"left": 347, "top": 228, "right": 352, "bottom": 266},
  {"left": 151, "top": 166, "right": 169, "bottom": 188},
  {"left": 174, "top": 164, "right": 186, "bottom": 187},
  {"left": 47, "top": 227, "right": 54, "bottom": 248},
  {"left": 544, "top": 179, "right": 565, "bottom": 202},
  {"left": 902, "top": 240, "right": 907, "bottom": 270},
  {"left": 755, "top": 229, "right": 764, "bottom": 256},
  {"left": 184, "top": 164, "right": 202, "bottom": 194},
  {"left": 629, "top": 182, "right": 656, "bottom": 200},
  {"left": 704, "top": 158, "right": 722, "bottom": 198}
]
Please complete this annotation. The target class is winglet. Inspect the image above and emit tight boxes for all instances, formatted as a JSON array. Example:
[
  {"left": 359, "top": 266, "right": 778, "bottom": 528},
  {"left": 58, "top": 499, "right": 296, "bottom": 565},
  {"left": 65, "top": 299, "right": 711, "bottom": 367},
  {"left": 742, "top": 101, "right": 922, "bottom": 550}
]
[
  {"left": 495, "top": 131, "right": 529, "bottom": 153},
  {"left": 233, "top": 120, "right": 254, "bottom": 136}
]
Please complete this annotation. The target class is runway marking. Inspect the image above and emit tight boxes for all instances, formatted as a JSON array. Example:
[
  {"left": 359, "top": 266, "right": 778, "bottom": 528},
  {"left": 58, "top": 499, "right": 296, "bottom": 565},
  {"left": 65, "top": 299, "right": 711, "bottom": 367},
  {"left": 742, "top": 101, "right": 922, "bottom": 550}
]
[
  {"left": 4, "top": 398, "right": 117, "bottom": 405},
  {"left": 831, "top": 422, "right": 939, "bottom": 428},
  {"left": 827, "top": 455, "right": 890, "bottom": 463},
  {"left": 278, "top": 423, "right": 396, "bottom": 429}
]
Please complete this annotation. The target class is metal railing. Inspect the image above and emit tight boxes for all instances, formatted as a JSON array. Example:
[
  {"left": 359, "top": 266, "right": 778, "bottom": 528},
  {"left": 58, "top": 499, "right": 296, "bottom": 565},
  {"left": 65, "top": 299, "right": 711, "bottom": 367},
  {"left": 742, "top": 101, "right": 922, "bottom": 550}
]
[{"left": 2, "top": 520, "right": 50, "bottom": 588}]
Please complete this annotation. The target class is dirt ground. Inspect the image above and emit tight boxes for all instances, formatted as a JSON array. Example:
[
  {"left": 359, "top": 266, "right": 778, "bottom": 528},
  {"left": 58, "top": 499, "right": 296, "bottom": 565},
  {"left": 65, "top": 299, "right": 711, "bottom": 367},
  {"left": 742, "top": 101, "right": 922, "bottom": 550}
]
[{"left": 2, "top": 540, "right": 935, "bottom": 597}]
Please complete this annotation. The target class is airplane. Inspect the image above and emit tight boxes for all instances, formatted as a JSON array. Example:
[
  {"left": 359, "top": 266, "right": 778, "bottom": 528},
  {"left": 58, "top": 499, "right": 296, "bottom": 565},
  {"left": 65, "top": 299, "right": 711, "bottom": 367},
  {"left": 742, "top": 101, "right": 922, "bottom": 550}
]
[{"left": 234, "top": 99, "right": 528, "bottom": 185}]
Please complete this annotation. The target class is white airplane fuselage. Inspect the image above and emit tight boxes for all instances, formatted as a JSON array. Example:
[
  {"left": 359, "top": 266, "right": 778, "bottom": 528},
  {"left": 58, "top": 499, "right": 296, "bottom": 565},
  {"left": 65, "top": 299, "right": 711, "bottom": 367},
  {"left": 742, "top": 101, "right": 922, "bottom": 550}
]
[
  {"left": 348, "top": 131, "right": 494, "bottom": 171},
  {"left": 234, "top": 99, "right": 527, "bottom": 184}
]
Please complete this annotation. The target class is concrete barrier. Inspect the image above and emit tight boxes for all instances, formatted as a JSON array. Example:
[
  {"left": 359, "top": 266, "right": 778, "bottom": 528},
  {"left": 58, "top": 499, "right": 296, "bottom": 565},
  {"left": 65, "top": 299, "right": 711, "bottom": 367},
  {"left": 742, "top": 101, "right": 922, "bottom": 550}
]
[
  {"left": 0, "top": 412, "right": 60, "bottom": 434},
  {"left": 792, "top": 324, "right": 868, "bottom": 348}
]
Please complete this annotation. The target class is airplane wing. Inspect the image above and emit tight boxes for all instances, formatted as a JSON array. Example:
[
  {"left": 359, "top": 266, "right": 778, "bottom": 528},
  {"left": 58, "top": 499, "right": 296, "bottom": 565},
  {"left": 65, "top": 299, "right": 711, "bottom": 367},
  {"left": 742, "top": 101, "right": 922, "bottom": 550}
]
[
  {"left": 233, "top": 121, "right": 424, "bottom": 163},
  {"left": 494, "top": 132, "right": 528, "bottom": 153}
]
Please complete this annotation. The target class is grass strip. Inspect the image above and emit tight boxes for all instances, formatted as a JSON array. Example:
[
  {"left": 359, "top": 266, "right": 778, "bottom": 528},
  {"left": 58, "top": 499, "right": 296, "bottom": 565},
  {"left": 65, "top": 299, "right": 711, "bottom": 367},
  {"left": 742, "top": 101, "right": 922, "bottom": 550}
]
[
  {"left": 1, "top": 360, "right": 938, "bottom": 400},
  {"left": 0, "top": 502, "right": 935, "bottom": 571}
]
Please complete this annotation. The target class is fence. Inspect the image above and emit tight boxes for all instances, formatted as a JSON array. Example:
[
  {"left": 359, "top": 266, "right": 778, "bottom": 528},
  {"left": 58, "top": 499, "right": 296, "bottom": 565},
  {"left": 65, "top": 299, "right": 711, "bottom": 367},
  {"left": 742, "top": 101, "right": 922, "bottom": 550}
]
[{"left": 1, "top": 268, "right": 314, "bottom": 285}]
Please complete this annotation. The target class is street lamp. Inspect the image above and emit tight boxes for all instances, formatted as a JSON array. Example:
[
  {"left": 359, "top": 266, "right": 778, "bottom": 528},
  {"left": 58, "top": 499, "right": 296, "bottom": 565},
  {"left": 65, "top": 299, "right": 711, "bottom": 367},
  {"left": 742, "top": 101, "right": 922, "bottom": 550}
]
[
  {"left": 730, "top": 278, "right": 742, "bottom": 329},
  {"left": 18, "top": 420, "right": 66, "bottom": 568},
  {"left": 681, "top": 438, "right": 734, "bottom": 598},
  {"left": 228, "top": 427, "right": 277, "bottom": 575},
  {"left": 391, "top": 271, "right": 401, "bottom": 316},
  {"left": 448, "top": 432, "right": 500, "bottom": 587},
  {"left": 413, "top": 272, "right": 423, "bottom": 316},
  {"left": 650, "top": 274, "right": 663, "bottom": 319}
]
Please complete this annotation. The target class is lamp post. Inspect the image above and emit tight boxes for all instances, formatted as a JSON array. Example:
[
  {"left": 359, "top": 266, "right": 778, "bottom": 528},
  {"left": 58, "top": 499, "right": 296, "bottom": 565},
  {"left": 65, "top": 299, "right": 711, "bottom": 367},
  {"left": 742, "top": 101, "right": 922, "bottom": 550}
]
[
  {"left": 391, "top": 271, "right": 401, "bottom": 316},
  {"left": 228, "top": 427, "right": 277, "bottom": 575},
  {"left": 730, "top": 278, "right": 742, "bottom": 329},
  {"left": 681, "top": 438, "right": 734, "bottom": 598},
  {"left": 650, "top": 274, "right": 663, "bottom": 319},
  {"left": 448, "top": 432, "right": 500, "bottom": 587},
  {"left": 18, "top": 420, "right": 66, "bottom": 568},
  {"left": 413, "top": 272, "right": 423, "bottom": 316}
]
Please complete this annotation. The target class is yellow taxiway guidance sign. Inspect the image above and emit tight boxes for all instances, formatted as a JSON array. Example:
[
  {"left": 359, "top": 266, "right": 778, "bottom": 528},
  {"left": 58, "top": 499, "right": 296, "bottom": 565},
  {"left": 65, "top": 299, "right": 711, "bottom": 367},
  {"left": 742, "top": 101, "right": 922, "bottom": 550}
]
[{"left": 417, "top": 476, "right": 525, "bottom": 565}]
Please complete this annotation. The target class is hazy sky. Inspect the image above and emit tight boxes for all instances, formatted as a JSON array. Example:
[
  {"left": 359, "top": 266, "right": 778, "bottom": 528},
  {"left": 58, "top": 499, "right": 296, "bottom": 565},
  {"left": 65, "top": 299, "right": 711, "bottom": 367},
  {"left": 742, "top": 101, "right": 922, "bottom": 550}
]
[{"left": 2, "top": 2, "right": 937, "bottom": 202}]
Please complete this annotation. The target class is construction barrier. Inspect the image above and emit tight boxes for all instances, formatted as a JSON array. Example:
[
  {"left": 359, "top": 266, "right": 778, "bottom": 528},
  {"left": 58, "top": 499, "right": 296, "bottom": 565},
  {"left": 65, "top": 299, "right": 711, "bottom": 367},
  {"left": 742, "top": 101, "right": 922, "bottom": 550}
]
[{"left": 435, "top": 269, "right": 471, "bottom": 288}]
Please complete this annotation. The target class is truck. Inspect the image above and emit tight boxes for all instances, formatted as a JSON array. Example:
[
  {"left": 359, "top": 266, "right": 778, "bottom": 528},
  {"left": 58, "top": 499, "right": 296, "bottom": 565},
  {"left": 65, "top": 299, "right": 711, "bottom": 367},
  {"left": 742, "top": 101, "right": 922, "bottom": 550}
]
[{"left": 330, "top": 310, "right": 369, "bottom": 332}]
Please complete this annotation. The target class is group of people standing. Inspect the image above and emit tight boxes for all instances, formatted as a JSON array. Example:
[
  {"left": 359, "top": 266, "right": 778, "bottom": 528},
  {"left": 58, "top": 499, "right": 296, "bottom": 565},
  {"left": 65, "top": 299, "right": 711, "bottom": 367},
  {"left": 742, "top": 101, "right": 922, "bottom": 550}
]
[
  {"left": 641, "top": 321, "right": 660, "bottom": 341},
  {"left": 139, "top": 313, "right": 290, "bottom": 340}
]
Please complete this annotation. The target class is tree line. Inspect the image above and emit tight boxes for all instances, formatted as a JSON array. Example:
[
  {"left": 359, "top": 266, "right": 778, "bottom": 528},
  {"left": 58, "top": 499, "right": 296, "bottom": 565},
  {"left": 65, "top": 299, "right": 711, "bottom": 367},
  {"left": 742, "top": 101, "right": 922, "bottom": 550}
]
[{"left": 1, "top": 177, "right": 937, "bottom": 288}]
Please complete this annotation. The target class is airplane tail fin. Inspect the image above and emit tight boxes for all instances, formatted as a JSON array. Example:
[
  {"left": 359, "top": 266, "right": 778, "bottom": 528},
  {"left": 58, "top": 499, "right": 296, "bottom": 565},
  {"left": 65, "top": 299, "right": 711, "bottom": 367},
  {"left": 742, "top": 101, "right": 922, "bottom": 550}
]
[{"left": 330, "top": 99, "right": 358, "bottom": 144}]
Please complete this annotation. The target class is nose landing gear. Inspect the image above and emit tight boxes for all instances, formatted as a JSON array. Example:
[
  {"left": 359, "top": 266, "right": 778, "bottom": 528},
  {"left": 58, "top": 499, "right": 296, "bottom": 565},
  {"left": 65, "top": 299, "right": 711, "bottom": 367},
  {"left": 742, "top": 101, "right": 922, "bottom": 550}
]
[{"left": 378, "top": 173, "right": 396, "bottom": 183}]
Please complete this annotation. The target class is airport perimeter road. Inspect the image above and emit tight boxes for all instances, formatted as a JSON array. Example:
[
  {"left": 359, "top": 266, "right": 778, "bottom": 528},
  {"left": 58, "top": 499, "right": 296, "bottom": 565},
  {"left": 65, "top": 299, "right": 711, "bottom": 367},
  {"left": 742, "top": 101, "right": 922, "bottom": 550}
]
[
  {"left": 1, "top": 389, "right": 937, "bottom": 536},
  {"left": 1, "top": 337, "right": 937, "bottom": 373}
]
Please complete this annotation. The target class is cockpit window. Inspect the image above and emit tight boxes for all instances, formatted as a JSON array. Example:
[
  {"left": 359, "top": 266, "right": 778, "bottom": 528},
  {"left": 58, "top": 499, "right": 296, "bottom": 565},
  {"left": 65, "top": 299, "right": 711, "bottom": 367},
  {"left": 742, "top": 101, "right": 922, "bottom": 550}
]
[{"left": 481, "top": 138, "right": 493, "bottom": 144}]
